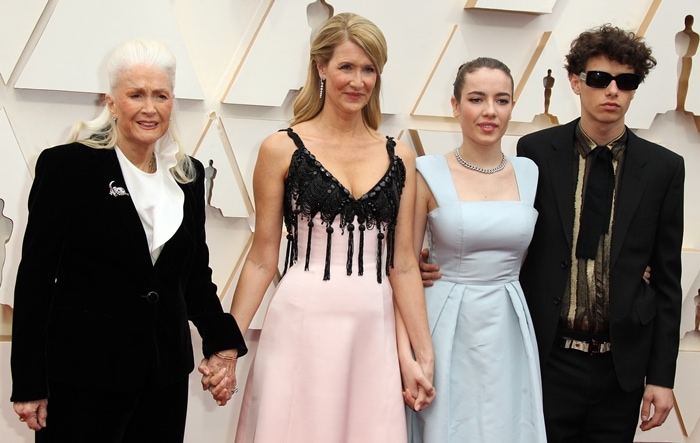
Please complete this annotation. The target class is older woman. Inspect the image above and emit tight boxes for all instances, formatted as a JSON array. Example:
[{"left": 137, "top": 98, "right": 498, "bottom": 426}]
[
  {"left": 230, "top": 12, "right": 434, "bottom": 443},
  {"left": 10, "top": 39, "right": 246, "bottom": 442}
]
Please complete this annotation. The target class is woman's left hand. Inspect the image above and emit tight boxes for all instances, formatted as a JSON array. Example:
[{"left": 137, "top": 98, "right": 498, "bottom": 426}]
[
  {"left": 399, "top": 357, "right": 436, "bottom": 412},
  {"left": 197, "top": 350, "right": 238, "bottom": 406}
]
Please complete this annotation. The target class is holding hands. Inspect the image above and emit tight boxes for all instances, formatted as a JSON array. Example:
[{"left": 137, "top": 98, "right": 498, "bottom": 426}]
[
  {"left": 400, "top": 356, "right": 436, "bottom": 412},
  {"left": 198, "top": 349, "right": 239, "bottom": 406}
]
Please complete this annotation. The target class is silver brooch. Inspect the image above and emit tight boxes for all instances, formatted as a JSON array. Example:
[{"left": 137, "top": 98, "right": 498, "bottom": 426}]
[{"left": 108, "top": 181, "right": 129, "bottom": 197}]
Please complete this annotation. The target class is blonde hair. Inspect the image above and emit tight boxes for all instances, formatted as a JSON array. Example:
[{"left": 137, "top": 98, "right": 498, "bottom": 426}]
[
  {"left": 66, "top": 39, "right": 195, "bottom": 184},
  {"left": 291, "top": 12, "right": 388, "bottom": 130}
]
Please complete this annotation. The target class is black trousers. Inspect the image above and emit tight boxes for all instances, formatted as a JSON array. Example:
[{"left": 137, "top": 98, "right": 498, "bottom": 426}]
[
  {"left": 542, "top": 344, "right": 644, "bottom": 443},
  {"left": 35, "top": 376, "right": 189, "bottom": 443}
]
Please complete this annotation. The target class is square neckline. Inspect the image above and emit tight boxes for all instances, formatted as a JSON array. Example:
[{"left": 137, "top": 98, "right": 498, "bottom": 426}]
[{"left": 444, "top": 154, "right": 523, "bottom": 204}]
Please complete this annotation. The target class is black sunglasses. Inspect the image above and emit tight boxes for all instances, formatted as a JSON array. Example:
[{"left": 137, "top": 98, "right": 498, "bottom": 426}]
[{"left": 579, "top": 71, "right": 641, "bottom": 91}]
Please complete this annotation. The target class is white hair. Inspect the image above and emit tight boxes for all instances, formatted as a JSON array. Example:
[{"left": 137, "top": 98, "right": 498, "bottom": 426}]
[{"left": 66, "top": 39, "right": 195, "bottom": 184}]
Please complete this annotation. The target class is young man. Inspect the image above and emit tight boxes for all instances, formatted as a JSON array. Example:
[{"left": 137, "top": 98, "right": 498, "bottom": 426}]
[{"left": 422, "top": 24, "right": 685, "bottom": 442}]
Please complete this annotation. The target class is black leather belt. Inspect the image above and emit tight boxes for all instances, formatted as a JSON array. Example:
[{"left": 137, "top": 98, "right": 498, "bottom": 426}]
[{"left": 559, "top": 336, "right": 611, "bottom": 355}]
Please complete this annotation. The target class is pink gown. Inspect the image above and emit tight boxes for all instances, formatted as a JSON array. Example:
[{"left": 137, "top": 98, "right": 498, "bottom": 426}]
[{"left": 235, "top": 129, "right": 407, "bottom": 443}]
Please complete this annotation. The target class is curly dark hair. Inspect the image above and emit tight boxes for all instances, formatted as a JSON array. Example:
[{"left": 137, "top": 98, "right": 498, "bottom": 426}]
[{"left": 565, "top": 24, "right": 657, "bottom": 81}]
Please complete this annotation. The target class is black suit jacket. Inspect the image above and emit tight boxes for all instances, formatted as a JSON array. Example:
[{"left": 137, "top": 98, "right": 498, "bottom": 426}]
[
  {"left": 517, "top": 119, "right": 684, "bottom": 392},
  {"left": 10, "top": 143, "right": 247, "bottom": 402}
]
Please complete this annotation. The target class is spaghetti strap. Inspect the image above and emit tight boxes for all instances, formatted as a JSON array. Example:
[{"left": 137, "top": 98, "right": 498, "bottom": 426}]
[{"left": 281, "top": 127, "right": 305, "bottom": 150}]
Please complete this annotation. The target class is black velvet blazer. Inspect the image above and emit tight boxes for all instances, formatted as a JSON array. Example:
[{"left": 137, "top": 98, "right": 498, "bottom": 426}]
[
  {"left": 517, "top": 119, "right": 684, "bottom": 392},
  {"left": 10, "top": 143, "right": 246, "bottom": 402}
]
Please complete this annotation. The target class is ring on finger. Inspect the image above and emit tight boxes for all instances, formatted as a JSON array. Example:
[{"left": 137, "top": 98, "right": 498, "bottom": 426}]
[{"left": 231, "top": 387, "right": 239, "bottom": 394}]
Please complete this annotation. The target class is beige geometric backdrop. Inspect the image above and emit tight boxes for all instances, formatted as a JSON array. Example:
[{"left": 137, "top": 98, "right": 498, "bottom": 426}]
[{"left": 1, "top": 0, "right": 699, "bottom": 442}]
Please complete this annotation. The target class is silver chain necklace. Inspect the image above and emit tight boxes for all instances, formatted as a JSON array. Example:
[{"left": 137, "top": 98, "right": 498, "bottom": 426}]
[{"left": 453, "top": 148, "right": 507, "bottom": 174}]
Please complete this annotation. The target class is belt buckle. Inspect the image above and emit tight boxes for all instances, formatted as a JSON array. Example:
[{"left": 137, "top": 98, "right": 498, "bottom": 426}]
[
  {"left": 584, "top": 338, "right": 611, "bottom": 355},
  {"left": 588, "top": 339, "right": 602, "bottom": 355},
  {"left": 560, "top": 336, "right": 610, "bottom": 355}
]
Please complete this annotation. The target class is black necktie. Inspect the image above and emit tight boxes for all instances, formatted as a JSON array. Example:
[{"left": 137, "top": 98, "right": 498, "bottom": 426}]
[{"left": 576, "top": 146, "right": 614, "bottom": 259}]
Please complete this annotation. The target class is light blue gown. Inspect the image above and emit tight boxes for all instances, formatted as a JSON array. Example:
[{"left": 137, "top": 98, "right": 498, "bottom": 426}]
[{"left": 408, "top": 155, "right": 547, "bottom": 443}]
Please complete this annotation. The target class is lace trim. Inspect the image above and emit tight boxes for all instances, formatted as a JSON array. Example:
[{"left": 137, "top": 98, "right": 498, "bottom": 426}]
[{"left": 281, "top": 128, "right": 405, "bottom": 283}]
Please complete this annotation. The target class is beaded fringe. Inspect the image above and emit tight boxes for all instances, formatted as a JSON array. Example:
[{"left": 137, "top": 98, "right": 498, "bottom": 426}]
[
  {"left": 323, "top": 226, "right": 333, "bottom": 281},
  {"left": 346, "top": 223, "right": 355, "bottom": 275},
  {"left": 281, "top": 218, "right": 395, "bottom": 285}
]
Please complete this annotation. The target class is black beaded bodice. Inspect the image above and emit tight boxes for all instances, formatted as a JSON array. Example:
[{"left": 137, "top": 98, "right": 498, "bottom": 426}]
[{"left": 281, "top": 128, "right": 406, "bottom": 283}]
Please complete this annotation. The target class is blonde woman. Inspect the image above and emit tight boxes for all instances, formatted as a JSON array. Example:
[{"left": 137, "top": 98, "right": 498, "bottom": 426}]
[{"left": 231, "top": 12, "right": 435, "bottom": 443}]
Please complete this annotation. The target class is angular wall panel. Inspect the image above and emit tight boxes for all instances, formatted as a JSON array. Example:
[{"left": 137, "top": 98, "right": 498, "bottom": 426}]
[
  {"left": 0, "top": 0, "right": 48, "bottom": 83},
  {"left": 0, "top": 203, "right": 12, "bottom": 292},
  {"left": 634, "top": 111, "right": 700, "bottom": 248},
  {"left": 170, "top": 0, "right": 265, "bottom": 98},
  {"left": 0, "top": 108, "right": 32, "bottom": 307},
  {"left": 193, "top": 114, "right": 252, "bottom": 218},
  {"left": 679, "top": 250, "right": 700, "bottom": 346},
  {"left": 666, "top": 352, "right": 700, "bottom": 440},
  {"left": 618, "top": 1, "right": 700, "bottom": 128},
  {"left": 465, "top": 0, "right": 557, "bottom": 14},
  {"left": 512, "top": 33, "right": 579, "bottom": 125},
  {"left": 223, "top": 0, "right": 322, "bottom": 107},
  {"left": 411, "top": 26, "right": 470, "bottom": 118},
  {"left": 203, "top": 206, "right": 253, "bottom": 303},
  {"left": 15, "top": 0, "right": 204, "bottom": 99},
  {"left": 222, "top": 0, "right": 401, "bottom": 113},
  {"left": 220, "top": 117, "right": 289, "bottom": 201}
]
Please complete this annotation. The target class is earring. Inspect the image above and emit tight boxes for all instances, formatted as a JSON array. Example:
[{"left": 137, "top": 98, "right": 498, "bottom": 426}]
[
  {"left": 319, "top": 78, "right": 325, "bottom": 99},
  {"left": 111, "top": 115, "right": 117, "bottom": 121}
]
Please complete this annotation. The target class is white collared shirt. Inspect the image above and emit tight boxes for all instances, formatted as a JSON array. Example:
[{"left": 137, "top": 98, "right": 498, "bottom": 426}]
[{"left": 115, "top": 135, "right": 184, "bottom": 264}]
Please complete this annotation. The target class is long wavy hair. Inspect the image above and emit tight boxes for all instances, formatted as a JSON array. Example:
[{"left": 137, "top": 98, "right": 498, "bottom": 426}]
[
  {"left": 66, "top": 39, "right": 195, "bottom": 184},
  {"left": 291, "top": 12, "right": 388, "bottom": 130}
]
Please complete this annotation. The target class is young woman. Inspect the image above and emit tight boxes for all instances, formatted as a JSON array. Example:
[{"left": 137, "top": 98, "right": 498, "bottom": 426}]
[{"left": 407, "top": 58, "right": 546, "bottom": 443}]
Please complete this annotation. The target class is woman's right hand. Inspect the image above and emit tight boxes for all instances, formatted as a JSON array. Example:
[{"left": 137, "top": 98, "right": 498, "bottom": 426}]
[
  {"left": 198, "top": 350, "right": 238, "bottom": 406},
  {"left": 419, "top": 248, "right": 441, "bottom": 287},
  {"left": 400, "top": 356, "right": 436, "bottom": 412},
  {"left": 13, "top": 399, "right": 48, "bottom": 431}
]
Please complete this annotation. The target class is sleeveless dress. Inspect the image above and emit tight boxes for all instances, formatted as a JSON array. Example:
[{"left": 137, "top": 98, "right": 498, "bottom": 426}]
[
  {"left": 235, "top": 128, "right": 408, "bottom": 443},
  {"left": 407, "top": 155, "right": 547, "bottom": 443}
]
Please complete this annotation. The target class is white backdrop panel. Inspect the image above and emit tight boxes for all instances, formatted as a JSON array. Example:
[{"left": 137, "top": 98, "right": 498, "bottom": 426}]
[
  {"left": 626, "top": 1, "right": 700, "bottom": 129},
  {"left": 0, "top": 0, "right": 47, "bottom": 83},
  {"left": 194, "top": 116, "right": 251, "bottom": 218},
  {"left": 15, "top": 0, "right": 205, "bottom": 99},
  {"left": 0, "top": 108, "right": 31, "bottom": 307},
  {"left": 466, "top": 0, "right": 556, "bottom": 14},
  {"left": 412, "top": 25, "right": 470, "bottom": 118},
  {"left": 512, "top": 34, "right": 579, "bottom": 125},
  {"left": 220, "top": 116, "right": 289, "bottom": 204}
]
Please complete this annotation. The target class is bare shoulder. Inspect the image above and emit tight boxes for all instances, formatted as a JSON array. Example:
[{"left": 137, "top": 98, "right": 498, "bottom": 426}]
[
  {"left": 258, "top": 129, "right": 297, "bottom": 160},
  {"left": 392, "top": 138, "right": 416, "bottom": 167},
  {"left": 259, "top": 129, "right": 296, "bottom": 152},
  {"left": 252, "top": 130, "right": 298, "bottom": 180}
]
